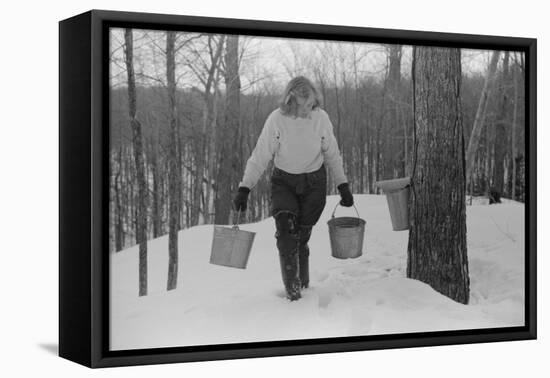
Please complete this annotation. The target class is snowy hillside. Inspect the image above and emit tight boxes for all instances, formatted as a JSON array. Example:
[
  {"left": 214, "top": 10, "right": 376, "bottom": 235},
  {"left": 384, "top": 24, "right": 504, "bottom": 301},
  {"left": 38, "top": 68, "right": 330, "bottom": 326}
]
[{"left": 109, "top": 194, "right": 525, "bottom": 351}]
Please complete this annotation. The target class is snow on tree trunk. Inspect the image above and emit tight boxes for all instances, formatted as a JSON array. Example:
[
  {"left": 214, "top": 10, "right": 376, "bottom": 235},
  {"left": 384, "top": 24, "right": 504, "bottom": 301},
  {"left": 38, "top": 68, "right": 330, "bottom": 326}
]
[{"left": 407, "top": 46, "right": 470, "bottom": 304}]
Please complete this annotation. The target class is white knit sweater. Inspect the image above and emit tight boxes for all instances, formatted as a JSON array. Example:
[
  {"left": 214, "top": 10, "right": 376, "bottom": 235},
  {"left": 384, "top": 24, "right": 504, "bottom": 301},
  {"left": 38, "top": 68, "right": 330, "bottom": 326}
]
[{"left": 239, "top": 107, "right": 348, "bottom": 189}]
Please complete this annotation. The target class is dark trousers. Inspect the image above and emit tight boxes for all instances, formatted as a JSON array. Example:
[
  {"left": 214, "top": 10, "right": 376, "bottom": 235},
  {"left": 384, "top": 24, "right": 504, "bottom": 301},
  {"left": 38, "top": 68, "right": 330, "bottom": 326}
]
[{"left": 270, "top": 164, "right": 327, "bottom": 293}]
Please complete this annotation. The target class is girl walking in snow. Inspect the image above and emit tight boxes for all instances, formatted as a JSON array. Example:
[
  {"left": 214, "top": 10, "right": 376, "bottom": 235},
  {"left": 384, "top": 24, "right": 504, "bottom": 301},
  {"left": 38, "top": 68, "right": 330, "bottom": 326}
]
[{"left": 233, "top": 76, "right": 354, "bottom": 301}]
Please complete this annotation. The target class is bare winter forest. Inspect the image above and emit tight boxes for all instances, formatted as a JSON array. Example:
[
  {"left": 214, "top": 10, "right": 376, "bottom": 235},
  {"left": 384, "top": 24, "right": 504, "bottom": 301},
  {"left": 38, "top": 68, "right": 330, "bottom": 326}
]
[{"left": 109, "top": 28, "right": 525, "bottom": 294}]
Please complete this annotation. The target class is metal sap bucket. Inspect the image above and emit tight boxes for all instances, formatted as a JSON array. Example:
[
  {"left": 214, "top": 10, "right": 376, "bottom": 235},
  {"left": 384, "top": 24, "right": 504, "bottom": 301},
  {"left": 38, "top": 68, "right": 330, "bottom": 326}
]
[
  {"left": 375, "top": 177, "right": 411, "bottom": 231},
  {"left": 327, "top": 203, "right": 366, "bottom": 259},
  {"left": 210, "top": 212, "right": 256, "bottom": 269}
]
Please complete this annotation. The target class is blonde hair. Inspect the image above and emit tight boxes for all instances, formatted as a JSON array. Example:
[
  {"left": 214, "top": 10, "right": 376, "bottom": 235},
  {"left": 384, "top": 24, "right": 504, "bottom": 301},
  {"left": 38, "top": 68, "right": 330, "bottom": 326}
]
[{"left": 279, "top": 76, "right": 323, "bottom": 117}]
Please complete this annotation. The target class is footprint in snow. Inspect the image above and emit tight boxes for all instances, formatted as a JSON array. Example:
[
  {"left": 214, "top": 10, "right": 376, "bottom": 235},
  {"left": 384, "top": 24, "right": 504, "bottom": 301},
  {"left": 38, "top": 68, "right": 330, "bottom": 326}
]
[
  {"left": 317, "top": 288, "right": 332, "bottom": 309},
  {"left": 315, "top": 271, "right": 330, "bottom": 282},
  {"left": 348, "top": 307, "right": 374, "bottom": 335}
]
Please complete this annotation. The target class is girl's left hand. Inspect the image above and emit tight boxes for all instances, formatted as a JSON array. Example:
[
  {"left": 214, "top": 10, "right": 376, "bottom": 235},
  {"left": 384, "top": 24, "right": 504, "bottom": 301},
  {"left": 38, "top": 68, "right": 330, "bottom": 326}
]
[{"left": 337, "top": 183, "right": 354, "bottom": 207}]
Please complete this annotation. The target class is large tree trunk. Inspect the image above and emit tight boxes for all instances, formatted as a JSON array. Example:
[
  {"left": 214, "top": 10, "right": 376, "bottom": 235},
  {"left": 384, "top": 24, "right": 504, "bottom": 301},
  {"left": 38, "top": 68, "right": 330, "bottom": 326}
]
[
  {"left": 465, "top": 51, "right": 500, "bottom": 181},
  {"left": 493, "top": 51, "right": 510, "bottom": 195},
  {"left": 215, "top": 35, "right": 241, "bottom": 225},
  {"left": 124, "top": 29, "right": 148, "bottom": 297},
  {"left": 407, "top": 46, "right": 469, "bottom": 304},
  {"left": 166, "top": 31, "right": 179, "bottom": 291}
]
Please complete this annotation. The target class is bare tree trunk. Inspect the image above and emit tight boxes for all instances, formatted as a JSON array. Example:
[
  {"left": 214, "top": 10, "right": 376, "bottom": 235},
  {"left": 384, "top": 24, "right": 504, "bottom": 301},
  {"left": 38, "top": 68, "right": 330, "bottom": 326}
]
[
  {"left": 124, "top": 29, "right": 148, "bottom": 297},
  {"left": 123, "top": 147, "right": 132, "bottom": 247},
  {"left": 465, "top": 51, "right": 500, "bottom": 180},
  {"left": 148, "top": 134, "right": 162, "bottom": 238},
  {"left": 351, "top": 47, "right": 367, "bottom": 193},
  {"left": 205, "top": 68, "right": 222, "bottom": 223},
  {"left": 184, "top": 146, "right": 191, "bottom": 227},
  {"left": 191, "top": 36, "right": 225, "bottom": 226},
  {"left": 493, "top": 51, "right": 510, "bottom": 195},
  {"left": 334, "top": 81, "right": 342, "bottom": 155},
  {"left": 483, "top": 123, "right": 493, "bottom": 197},
  {"left": 385, "top": 45, "right": 403, "bottom": 178},
  {"left": 401, "top": 103, "right": 410, "bottom": 176},
  {"left": 375, "top": 89, "right": 386, "bottom": 190},
  {"left": 176, "top": 108, "right": 184, "bottom": 231},
  {"left": 511, "top": 55, "right": 519, "bottom": 201},
  {"left": 114, "top": 146, "right": 124, "bottom": 252},
  {"left": 193, "top": 103, "right": 209, "bottom": 225},
  {"left": 215, "top": 35, "right": 241, "bottom": 224},
  {"left": 166, "top": 31, "right": 179, "bottom": 291},
  {"left": 408, "top": 46, "right": 469, "bottom": 304},
  {"left": 367, "top": 123, "right": 375, "bottom": 193}
]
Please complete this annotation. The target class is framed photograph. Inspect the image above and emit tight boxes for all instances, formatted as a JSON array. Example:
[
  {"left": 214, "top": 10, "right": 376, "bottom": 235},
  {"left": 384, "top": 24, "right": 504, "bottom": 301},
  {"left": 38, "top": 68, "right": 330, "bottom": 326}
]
[{"left": 59, "top": 9, "right": 537, "bottom": 368}]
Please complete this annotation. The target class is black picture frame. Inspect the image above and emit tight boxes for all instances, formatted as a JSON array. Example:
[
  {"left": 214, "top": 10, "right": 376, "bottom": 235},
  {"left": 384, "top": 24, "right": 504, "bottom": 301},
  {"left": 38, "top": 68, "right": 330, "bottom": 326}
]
[{"left": 59, "top": 9, "right": 537, "bottom": 368}]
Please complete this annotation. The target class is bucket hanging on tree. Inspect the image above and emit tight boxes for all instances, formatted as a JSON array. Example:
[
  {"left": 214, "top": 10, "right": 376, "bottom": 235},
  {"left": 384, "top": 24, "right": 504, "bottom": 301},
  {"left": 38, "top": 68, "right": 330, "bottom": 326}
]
[{"left": 375, "top": 177, "right": 411, "bottom": 231}]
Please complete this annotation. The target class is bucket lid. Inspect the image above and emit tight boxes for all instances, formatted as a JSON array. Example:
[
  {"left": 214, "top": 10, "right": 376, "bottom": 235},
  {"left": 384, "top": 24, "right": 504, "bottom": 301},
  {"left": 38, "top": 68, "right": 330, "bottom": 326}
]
[{"left": 374, "top": 177, "right": 411, "bottom": 193}]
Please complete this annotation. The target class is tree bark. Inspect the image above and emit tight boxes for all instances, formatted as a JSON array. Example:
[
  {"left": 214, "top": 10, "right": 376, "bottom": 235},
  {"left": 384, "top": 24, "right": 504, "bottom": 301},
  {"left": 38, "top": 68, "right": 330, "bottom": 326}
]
[
  {"left": 408, "top": 46, "right": 469, "bottom": 304},
  {"left": 124, "top": 29, "right": 148, "bottom": 297},
  {"left": 166, "top": 31, "right": 179, "bottom": 291}
]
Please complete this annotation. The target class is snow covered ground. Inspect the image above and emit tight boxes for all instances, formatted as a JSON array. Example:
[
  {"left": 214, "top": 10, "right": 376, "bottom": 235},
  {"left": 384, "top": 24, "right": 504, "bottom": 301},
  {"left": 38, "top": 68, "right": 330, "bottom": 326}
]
[{"left": 109, "top": 194, "right": 525, "bottom": 351}]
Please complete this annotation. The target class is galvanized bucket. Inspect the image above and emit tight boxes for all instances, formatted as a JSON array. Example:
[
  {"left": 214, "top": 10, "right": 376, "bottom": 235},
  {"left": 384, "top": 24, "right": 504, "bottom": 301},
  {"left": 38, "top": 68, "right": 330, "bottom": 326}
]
[
  {"left": 210, "top": 212, "right": 256, "bottom": 269},
  {"left": 375, "top": 177, "right": 411, "bottom": 231},
  {"left": 385, "top": 187, "right": 410, "bottom": 231},
  {"left": 327, "top": 203, "right": 366, "bottom": 259}
]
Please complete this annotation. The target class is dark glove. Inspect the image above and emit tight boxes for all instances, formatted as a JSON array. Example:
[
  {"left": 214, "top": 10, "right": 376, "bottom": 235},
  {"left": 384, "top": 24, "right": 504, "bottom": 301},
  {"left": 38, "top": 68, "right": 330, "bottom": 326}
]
[
  {"left": 233, "top": 186, "right": 250, "bottom": 211},
  {"left": 337, "top": 183, "right": 354, "bottom": 207}
]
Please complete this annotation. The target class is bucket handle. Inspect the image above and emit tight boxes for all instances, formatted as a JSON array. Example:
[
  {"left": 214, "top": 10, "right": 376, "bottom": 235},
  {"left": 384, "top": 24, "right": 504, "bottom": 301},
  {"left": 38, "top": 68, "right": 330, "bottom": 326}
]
[
  {"left": 233, "top": 210, "right": 244, "bottom": 230},
  {"left": 331, "top": 202, "right": 361, "bottom": 219}
]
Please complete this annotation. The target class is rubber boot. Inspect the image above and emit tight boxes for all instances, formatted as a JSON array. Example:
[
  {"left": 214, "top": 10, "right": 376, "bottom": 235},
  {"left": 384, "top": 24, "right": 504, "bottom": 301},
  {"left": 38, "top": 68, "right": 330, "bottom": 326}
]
[
  {"left": 298, "top": 245, "right": 309, "bottom": 289},
  {"left": 278, "top": 250, "right": 301, "bottom": 301},
  {"left": 298, "top": 226, "right": 312, "bottom": 289},
  {"left": 275, "top": 211, "right": 302, "bottom": 301}
]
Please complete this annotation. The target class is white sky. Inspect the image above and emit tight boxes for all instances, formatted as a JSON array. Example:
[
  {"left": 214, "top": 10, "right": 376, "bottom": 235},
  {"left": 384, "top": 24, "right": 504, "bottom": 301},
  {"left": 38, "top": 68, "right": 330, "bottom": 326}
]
[{"left": 110, "top": 28, "right": 521, "bottom": 95}]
